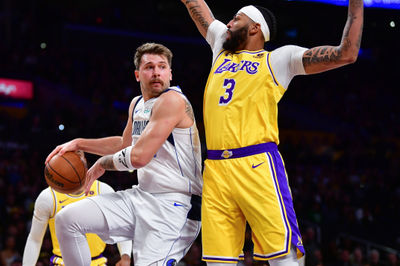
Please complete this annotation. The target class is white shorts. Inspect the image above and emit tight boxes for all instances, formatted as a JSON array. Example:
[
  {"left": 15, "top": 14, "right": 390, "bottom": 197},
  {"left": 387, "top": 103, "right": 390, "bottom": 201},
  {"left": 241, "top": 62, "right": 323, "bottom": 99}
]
[{"left": 88, "top": 186, "right": 201, "bottom": 266}]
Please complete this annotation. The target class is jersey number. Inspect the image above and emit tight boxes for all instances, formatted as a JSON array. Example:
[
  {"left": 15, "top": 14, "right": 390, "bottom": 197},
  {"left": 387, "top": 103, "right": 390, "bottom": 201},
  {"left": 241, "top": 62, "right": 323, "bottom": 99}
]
[{"left": 219, "top": 79, "right": 236, "bottom": 105}]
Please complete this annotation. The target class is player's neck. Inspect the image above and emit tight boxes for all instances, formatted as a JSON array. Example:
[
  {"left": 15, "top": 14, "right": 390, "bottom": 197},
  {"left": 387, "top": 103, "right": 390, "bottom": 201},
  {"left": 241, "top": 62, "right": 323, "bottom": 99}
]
[
  {"left": 237, "top": 34, "right": 264, "bottom": 51},
  {"left": 243, "top": 39, "right": 264, "bottom": 51}
]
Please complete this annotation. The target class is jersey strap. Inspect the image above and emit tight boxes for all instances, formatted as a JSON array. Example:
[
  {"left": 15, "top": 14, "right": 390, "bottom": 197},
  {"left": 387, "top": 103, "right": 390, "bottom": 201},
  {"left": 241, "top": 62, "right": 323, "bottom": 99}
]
[
  {"left": 207, "top": 142, "right": 277, "bottom": 160},
  {"left": 131, "top": 95, "right": 143, "bottom": 122}
]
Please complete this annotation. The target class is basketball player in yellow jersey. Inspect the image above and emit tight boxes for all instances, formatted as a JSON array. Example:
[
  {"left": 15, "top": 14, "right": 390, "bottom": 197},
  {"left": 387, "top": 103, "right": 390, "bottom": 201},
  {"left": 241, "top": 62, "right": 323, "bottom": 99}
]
[
  {"left": 181, "top": 0, "right": 363, "bottom": 265},
  {"left": 23, "top": 151, "right": 132, "bottom": 266}
]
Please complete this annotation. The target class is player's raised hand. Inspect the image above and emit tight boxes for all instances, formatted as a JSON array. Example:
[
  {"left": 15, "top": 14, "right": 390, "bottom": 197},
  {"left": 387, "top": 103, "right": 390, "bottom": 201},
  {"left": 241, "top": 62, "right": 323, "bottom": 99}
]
[
  {"left": 45, "top": 139, "right": 80, "bottom": 164},
  {"left": 85, "top": 160, "right": 105, "bottom": 195}
]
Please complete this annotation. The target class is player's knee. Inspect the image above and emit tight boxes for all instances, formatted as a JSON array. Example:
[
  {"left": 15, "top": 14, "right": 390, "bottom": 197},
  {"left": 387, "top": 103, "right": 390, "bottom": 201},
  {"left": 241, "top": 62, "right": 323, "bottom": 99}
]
[{"left": 55, "top": 206, "right": 80, "bottom": 235}]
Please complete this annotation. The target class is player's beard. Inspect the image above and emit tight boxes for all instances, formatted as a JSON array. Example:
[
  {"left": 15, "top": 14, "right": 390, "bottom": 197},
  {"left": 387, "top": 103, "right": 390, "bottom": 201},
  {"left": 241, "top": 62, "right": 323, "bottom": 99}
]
[{"left": 223, "top": 26, "right": 249, "bottom": 52}]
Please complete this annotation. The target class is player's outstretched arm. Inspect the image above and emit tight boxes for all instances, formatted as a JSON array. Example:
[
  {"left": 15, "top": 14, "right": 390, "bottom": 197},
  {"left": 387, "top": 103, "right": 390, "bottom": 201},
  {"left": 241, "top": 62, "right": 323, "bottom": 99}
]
[
  {"left": 302, "top": 0, "right": 363, "bottom": 74},
  {"left": 85, "top": 91, "right": 189, "bottom": 193},
  {"left": 180, "top": 0, "right": 215, "bottom": 38}
]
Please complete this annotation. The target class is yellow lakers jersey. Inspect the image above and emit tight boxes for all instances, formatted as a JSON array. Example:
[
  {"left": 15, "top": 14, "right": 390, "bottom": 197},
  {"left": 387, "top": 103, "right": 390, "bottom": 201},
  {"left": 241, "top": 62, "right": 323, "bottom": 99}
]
[
  {"left": 48, "top": 181, "right": 106, "bottom": 258},
  {"left": 204, "top": 49, "right": 286, "bottom": 150}
]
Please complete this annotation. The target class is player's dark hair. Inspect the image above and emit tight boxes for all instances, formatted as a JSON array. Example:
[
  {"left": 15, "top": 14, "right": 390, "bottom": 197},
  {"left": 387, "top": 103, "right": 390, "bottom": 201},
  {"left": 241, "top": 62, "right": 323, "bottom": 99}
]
[
  {"left": 254, "top": 5, "right": 277, "bottom": 42},
  {"left": 134, "top": 43, "right": 173, "bottom": 70}
]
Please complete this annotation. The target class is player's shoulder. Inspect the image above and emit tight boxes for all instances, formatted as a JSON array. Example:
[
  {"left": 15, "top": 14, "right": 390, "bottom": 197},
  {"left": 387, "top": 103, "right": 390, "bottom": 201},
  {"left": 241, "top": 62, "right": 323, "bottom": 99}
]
[
  {"left": 159, "top": 87, "right": 186, "bottom": 103},
  {"left": 35, "top": 187, "right": 54, "bottom": 208},
  {"left": 37, "top": 187, "right": 53, "bottom": 199},
  {"left": 129, "top": 95, "right": 143, "bottom": 109},
  {"left": 270, "top": 45, "right": 307, "bottom": 58},
  {"left": 152, "top": 89, "right": 186, "bottom": 116}
]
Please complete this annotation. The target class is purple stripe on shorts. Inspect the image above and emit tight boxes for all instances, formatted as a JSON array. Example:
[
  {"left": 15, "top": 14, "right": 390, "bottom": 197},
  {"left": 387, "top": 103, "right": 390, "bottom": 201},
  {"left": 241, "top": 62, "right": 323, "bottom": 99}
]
[
  {"left": 263, "top": 152, "right": 291, "bottom": 258},
  {"left": 49, "top": 255, "right": 57, "bottom": 266},
  {"left": 207, "top": 142, "right": 277, "bottom": 160},
  {"left": 267, "top": 151, "right": 305, "bottom": 257},
  {"left": 202, "top": 256, "right": 239, "bottom": 262}
]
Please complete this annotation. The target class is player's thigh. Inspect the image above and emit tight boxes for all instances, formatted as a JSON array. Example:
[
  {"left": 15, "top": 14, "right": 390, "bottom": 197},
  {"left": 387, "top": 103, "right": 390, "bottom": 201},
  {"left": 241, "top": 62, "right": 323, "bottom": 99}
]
[
  {"left": 85, "top": 191, "right": 137, "bottom": 242},
  {"left": 56, "top": 198, "right": 106, "bottom": 234},
  {"left": 202, "top": 159, "right": 247, "bottom": 260},
  {"left": 238, "top": 152, "right": 301, "bottom": 259}
]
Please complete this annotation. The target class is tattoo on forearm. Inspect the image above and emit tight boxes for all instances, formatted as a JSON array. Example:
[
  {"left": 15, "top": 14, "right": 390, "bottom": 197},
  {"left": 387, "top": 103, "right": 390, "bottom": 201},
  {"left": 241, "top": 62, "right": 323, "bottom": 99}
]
[
  {"left": 99, "top": 155, "right": 116, "bottom": 170},
  {"left": 303, "top": 46, "right": 342, "bottom": 66},
  {"left": 185, "top": 100, "right": 195, "bottom": 122},
  {"left": 303, "top": 0, "right": 363, "bottom": 67},
  {"left": 186, "top": 1, "right": 210, "bottom": 31},
  {"left": 352, "top": 0, "right": 364, "bottom": 48}
]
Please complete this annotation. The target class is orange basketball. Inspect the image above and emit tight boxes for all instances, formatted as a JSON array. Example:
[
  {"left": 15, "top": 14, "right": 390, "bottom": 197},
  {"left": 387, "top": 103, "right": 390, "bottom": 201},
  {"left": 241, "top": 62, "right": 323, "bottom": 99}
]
[{"left": 44, "top": 151, "right": 87, "bottom": 194}]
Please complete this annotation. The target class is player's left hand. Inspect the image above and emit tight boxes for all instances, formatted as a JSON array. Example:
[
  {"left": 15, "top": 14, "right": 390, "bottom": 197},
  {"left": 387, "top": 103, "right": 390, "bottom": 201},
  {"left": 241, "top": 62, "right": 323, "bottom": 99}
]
[{"left": 85, "top": 160, "right": 105, "bottom": 195}]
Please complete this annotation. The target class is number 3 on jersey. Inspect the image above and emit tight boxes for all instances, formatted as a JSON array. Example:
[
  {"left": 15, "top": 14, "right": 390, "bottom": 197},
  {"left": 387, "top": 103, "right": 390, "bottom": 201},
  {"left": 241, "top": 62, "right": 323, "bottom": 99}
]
[{"left": 219, "top": 79, "right": 236, "bottom": 106}]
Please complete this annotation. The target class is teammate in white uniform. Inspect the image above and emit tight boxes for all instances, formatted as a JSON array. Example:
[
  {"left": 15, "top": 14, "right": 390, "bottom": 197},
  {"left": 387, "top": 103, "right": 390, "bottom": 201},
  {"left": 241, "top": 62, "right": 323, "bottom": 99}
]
[{"left": 45, "top": 43, "right": 202, "bottom": 266}]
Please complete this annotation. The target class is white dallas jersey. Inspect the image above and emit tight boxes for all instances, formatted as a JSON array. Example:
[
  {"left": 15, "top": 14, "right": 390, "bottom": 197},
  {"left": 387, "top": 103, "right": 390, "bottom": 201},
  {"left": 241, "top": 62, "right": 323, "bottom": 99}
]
[{"left": 132, "top": 86, "right": 203, "bottom": 196}]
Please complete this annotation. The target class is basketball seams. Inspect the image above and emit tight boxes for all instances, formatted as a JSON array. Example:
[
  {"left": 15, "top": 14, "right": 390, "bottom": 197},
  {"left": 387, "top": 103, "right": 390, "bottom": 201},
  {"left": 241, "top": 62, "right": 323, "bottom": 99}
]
[
  {"left": 60, "top": 152, "right": 83, "bottom": 186},
  {"left": 46, "top": 163, "right": 81, "bottom": 184},
  {"left": 44, "top": 151, "right": 87, "bottom": 193}
]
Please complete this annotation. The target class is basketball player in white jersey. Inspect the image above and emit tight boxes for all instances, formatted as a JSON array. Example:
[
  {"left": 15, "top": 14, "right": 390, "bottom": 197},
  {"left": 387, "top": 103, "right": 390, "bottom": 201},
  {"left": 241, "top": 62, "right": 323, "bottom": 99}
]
[{"left": 45, "top": 42, "right": 202, "bottom": 266}]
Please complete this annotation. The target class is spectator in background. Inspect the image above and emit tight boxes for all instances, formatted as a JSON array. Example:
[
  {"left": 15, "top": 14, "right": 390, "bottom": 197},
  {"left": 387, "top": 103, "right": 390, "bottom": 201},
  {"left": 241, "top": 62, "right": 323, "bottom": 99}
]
[
  {"left": 338, "top": 249, "right": 351, "bottom": 266},
  {"left": 0, "top": 235, "right": 21, "bottom": 266},
  {"left": 350, "top": 247, "right": 365, "bottom": 266},
  {"left": 368, "top": 249, "right": 383, "bottom": 266},
  {"left": 386, "top": 251, "right": 398, "bottom": 266}
]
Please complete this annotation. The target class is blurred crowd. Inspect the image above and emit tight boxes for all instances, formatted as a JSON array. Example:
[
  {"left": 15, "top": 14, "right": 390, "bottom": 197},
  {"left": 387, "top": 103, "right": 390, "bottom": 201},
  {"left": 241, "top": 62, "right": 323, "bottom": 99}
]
[{"left": 1, "top": 0, "right": 399, "bottom": 265}]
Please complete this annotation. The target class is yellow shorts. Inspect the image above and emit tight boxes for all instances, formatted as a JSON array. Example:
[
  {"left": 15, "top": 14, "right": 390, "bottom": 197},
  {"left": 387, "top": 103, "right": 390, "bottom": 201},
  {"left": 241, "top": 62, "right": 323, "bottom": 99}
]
[{"left": 202, "top": 143, "right": 304, "bottom": 262}]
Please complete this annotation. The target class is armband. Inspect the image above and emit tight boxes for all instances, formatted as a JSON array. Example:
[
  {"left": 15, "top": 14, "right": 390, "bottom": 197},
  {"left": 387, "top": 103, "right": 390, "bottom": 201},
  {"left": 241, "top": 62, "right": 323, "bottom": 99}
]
[{"left": 112, "top": 146, "right": 136, "bottom": 171}]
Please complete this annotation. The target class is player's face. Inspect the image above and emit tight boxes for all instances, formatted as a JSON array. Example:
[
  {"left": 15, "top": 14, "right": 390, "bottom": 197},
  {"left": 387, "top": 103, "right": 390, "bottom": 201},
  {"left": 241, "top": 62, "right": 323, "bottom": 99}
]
[
  {"left": 223, "top": 13, "right": 250, "bottom": 52},
  {"left": 135, "top": 54, "right": 172, "bottom": 99}
]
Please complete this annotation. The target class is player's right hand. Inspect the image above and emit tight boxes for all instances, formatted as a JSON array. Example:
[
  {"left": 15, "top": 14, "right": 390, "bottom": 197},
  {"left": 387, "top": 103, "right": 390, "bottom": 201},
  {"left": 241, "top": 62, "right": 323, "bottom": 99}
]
[
  {"left": 45, "top": 139, "right": 80, "bottom": 164},
  {"left": 85, "top": 160, "right": 105, "bottom": 195}
]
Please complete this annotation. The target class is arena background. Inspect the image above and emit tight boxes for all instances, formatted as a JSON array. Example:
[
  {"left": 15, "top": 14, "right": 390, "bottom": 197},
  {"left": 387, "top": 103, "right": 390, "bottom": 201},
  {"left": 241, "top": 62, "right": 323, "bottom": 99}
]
[{"left": 0, "top": 0, "right": 399, "bottom": 265}]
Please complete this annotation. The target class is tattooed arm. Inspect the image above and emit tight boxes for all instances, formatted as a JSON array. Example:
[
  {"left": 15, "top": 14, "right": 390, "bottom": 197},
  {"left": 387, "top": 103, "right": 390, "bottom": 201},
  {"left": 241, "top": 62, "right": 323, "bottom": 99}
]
[
  {"left": 180, "top": 0, "right": 215, "bottom": 39},
  {"left": 302, "top": 0, "right": 363, "bottom": 74}
]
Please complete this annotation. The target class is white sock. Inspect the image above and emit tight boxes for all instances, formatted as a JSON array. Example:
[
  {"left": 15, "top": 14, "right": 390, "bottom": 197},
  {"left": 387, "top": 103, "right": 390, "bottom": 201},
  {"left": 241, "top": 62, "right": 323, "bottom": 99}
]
[{"left": 269, "top": 247, "right": 301, "bottom": 266}]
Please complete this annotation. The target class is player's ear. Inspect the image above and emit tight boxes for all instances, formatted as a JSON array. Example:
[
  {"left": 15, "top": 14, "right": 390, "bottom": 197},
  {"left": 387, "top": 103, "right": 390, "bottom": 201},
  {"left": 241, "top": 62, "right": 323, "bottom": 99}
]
[
  {"left": 170, "top": 70, "right": 172, "bottom": 81},
  {"left": 249, "top": 23, "right": 260, "bottom": 36},
  {"left": 134, "top": 70, "right": 140, "bottom": 82}
]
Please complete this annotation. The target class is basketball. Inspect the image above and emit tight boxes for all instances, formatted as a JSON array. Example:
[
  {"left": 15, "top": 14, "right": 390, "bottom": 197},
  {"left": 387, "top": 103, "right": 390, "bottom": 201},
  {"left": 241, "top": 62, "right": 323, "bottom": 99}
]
[{"left": 44, "top": 151, "right": 87, "bottom": 194}]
